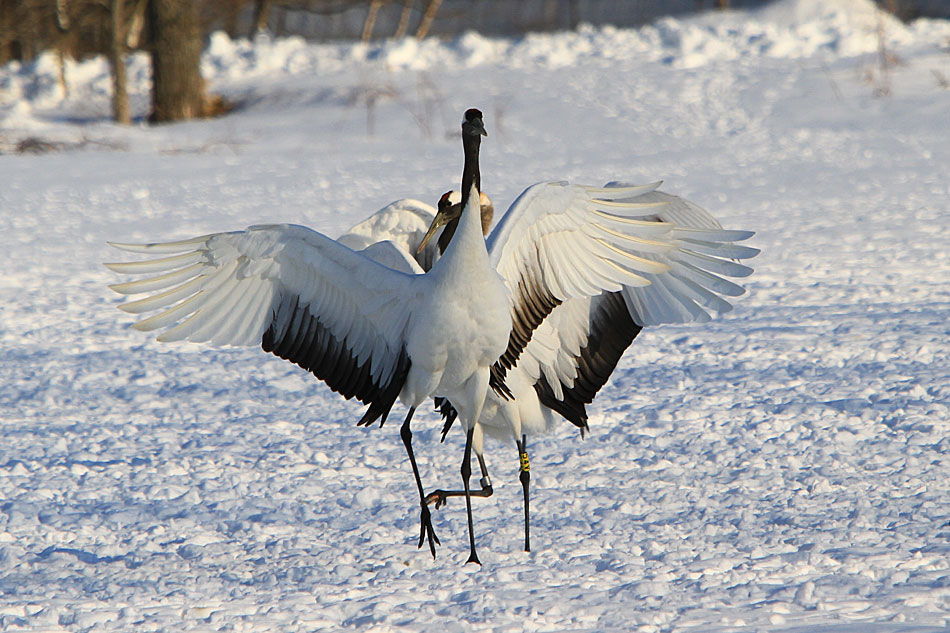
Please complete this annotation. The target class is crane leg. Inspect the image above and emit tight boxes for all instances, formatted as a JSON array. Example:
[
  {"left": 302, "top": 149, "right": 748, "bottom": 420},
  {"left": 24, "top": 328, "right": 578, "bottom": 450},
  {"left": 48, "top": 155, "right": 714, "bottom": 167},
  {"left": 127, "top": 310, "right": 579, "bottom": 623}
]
[
  {"left": 517, "top": 435, "right": 530, "bottom": 552},
  {"left": 461, "top": 426, "right": 480, "bottom": 565},
  {"left": 423, "top": 453, "right": 492, "bottom": 508},
  {"left": 400, "top": 407, "right": 440, "bottom": 558},
  {"left": 424, "top": 436, "right": 530, "bottom": 553}
]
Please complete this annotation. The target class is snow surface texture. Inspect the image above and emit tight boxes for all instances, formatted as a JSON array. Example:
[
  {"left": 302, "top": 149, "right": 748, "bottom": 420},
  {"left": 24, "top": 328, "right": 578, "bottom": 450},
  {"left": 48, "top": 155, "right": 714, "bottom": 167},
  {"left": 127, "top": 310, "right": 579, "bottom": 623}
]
[{"left": 2, "top": 0, "right": 950, "bottom": 630}]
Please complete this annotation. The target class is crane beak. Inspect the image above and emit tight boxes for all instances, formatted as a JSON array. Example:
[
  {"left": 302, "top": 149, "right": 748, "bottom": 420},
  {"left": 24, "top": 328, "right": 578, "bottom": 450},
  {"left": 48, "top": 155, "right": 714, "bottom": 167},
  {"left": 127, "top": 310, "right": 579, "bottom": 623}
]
[{"left": 417, "top": 210, "right": 449, "bottom": 254}]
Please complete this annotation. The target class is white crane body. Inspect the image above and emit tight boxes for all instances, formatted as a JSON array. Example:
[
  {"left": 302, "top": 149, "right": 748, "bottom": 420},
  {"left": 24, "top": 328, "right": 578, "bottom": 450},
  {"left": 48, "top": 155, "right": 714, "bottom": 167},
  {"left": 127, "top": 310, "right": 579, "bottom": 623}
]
[{"left": 402, "top": 185, "right": 510, "bottom": 419}]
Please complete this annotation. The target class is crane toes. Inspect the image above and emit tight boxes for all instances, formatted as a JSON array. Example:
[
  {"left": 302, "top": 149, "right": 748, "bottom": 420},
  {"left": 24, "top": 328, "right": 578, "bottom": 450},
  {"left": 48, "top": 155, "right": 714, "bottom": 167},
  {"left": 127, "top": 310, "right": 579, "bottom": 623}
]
[
  {"left": 417, "top": 503, "right": 441, "bottom": 558},
  {"left": 424, "top": 490, "right": 449, "bottom": 509}
]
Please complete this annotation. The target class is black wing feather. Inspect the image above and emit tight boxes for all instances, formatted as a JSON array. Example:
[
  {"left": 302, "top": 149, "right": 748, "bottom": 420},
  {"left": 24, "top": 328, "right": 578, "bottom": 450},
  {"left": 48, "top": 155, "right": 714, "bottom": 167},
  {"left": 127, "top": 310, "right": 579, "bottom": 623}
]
[
  {"left": 491, "top": 264, "right": 562, "bottom": 397},
  {"left": 534, "top": 291, "right": 642, "bottom": 433},
  {"left": 261, "top": 295, "right": 410, "bottom": 428}
]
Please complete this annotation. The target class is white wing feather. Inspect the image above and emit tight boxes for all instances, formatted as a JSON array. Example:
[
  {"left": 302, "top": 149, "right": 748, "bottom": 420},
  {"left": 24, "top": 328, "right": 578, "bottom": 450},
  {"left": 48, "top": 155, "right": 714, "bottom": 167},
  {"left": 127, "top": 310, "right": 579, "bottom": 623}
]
[
  {"left": 487, "top": 181, "right": 673, "bottom": 304},
  {"left": 336, "top": 198, "right": 439, "bottom": 272},
  {"left": 600, "top": 187, "right": 758, "bottom": 326},
  {"left": 488, "top": 181, "right": 757, "bottom": 325},
  {"left": 501, "top": 183, "right": 758, "bottom": 421},
  {"left": 107, "top": 224, "right": 421, "bottom": 386}
]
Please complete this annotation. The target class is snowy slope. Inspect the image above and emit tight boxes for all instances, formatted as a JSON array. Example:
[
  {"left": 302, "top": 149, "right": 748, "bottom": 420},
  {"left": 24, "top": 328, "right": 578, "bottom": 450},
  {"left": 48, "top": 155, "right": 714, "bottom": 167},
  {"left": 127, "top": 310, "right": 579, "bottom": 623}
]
[{"left": 2, "top": 0, "right": 950, "bottom": 631}]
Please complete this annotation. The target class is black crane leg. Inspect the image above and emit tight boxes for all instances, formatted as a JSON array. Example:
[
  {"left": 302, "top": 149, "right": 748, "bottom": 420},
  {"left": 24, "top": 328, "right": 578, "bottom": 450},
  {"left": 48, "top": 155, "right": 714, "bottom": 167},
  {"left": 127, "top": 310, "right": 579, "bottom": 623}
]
[
  {"left": 400, "top": 407, "right": 440, "bottom": 558},
  {"left": 462, "top": 426, "right": 480, "bottom": 565},
  {"left": 516, "top": 434, "right": 531, "bottom": 552},
  {"left": 423, "top": 454, "right": 493, "bottom": 508}
]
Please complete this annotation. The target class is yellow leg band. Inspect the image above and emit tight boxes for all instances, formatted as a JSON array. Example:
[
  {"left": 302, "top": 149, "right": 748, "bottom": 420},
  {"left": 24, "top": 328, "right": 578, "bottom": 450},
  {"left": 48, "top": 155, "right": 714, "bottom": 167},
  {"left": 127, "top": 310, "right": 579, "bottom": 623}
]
[{"left": 519, "top": 452, "right": 530, "bottom": 473}]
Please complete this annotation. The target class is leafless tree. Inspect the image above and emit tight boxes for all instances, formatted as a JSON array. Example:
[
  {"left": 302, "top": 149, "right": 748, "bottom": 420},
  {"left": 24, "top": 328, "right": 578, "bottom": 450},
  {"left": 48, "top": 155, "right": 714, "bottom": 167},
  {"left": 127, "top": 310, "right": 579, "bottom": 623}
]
[
  {"left": 251, "top": 0, "right": 274, "bottom": 36},
  {"left": 146, "top": 0, "right": 206, "bottom": 122},
  {"left": 109, "top": 0, "right": 130, "bottom": 123},
  {"left": 393, "top": 0, "right": 413, "bottom": 39},
  {"left": 415, "top": 0, "right": 440, "bottom": 39},
  {"left": 362, "top": 0, "right": 384, "bottom": 42}
]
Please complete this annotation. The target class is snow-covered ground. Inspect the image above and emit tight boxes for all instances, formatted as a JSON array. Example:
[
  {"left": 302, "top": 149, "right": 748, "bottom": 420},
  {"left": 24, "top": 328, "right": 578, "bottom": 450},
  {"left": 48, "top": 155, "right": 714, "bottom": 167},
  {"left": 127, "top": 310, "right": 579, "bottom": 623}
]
[{"left": 2, "top": 0, "right": 950, "bottom": 630}]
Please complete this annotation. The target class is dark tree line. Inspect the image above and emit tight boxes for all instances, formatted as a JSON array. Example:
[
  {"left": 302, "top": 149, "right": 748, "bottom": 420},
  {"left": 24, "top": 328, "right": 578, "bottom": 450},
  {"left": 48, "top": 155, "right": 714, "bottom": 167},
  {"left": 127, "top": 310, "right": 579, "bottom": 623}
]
[{"left": 1, "top": 1, "right": 923, "bottom": 124}]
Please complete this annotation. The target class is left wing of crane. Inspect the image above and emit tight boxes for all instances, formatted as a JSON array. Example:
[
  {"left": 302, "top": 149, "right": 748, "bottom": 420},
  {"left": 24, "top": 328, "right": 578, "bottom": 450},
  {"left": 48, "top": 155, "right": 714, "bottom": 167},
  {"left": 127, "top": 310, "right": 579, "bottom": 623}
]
[{"left": 106, "top": 224, "right": 426, "bottom": 427}]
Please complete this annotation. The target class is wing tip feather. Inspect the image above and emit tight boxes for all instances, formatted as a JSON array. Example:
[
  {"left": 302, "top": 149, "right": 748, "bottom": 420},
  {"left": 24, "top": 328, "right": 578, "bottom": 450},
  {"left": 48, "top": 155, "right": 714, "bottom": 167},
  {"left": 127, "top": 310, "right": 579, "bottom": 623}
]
[{"left": 108, "top": 236, "right": 209, "bottom": 254}]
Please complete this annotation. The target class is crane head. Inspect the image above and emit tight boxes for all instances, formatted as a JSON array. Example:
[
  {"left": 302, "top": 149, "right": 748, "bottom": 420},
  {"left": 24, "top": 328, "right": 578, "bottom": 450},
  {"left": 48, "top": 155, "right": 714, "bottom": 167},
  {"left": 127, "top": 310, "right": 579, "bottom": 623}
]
[
  {"left": 417, "top": 191, "right": 460, "bottom": 254},
  {"left": 462, "top": 109, "right": 487, "bottom": 137}
]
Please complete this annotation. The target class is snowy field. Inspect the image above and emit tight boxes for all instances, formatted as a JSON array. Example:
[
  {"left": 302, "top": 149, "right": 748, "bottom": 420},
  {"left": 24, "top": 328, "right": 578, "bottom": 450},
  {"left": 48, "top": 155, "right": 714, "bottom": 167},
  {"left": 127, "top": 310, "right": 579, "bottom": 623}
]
[{"left": 2, "top": 0, "right": 950, "bottom": 630}]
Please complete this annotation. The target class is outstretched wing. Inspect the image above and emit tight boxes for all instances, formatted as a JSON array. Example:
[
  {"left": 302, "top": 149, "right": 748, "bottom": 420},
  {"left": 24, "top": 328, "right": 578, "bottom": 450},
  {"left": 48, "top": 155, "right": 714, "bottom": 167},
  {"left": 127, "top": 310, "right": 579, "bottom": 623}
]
[
  {"left": 486, "top": 181, "right": 674, "bottom": 384},
  {"left": 523, "top": 293, "right": 642, "bottom": 433},
  {"left": 106, "top": 223, "right": 423, "bottom": 427},
  {"left": 493, "top": 183, "right": 758, "bottom": 430},
  {"left": 603, "top": 186, "right": 759, "bottom": 325}
]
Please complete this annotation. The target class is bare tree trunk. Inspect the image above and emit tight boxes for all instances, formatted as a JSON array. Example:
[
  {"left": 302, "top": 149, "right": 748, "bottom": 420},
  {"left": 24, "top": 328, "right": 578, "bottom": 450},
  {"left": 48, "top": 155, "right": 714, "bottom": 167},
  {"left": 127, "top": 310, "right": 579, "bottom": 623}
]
[
  {"left": 55, "top": 0, "right": 70, "bottom": 97},
  {"left": 251, "top": 0, "right": 274, "bottom": 36},
  {"left": 56, "top": 47, "right": 69, "bottom": 97},
  {"left": 415, "top": 0, "right": 441, "bottom": 39},
  {"left": 394, "top": 0, "right": 413, "bottom": 39},
  {"left": 275, "top": 5, "right": 287, "bottom": 37},
  {"left": 147, "top": 0, "right": 205, "bottom": 123},
  {"left": 110, "top": 0, "right": 131, "bottom": 124},
  {"left": 567, "top": 0, "right": 579, "bottom": 29},
  {"left": 362, "top": 0, "right": 384, "bottom": 43},
  {"left": 0, "top": 1, "right": 16, "bottom": 65},
  {"left": 127, "top": 0, "right": 147, "bottom": 48}
]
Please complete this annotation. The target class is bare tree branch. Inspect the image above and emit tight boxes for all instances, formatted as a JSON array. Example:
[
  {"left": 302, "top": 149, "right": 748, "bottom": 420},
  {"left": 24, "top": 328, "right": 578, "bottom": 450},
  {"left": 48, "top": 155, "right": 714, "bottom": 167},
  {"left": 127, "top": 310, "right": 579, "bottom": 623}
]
[
  {"left": 251, "top": 0, "right": 274, "bottom": 36},
  {"left": 414, "top": 0, "right": 440, "bottom": 39},
  {"left": 394, "top": 0, "right": 413, "bottom": 39},
  {"left": 362, "top": 0, "right": 384, "bottom": 42}
]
